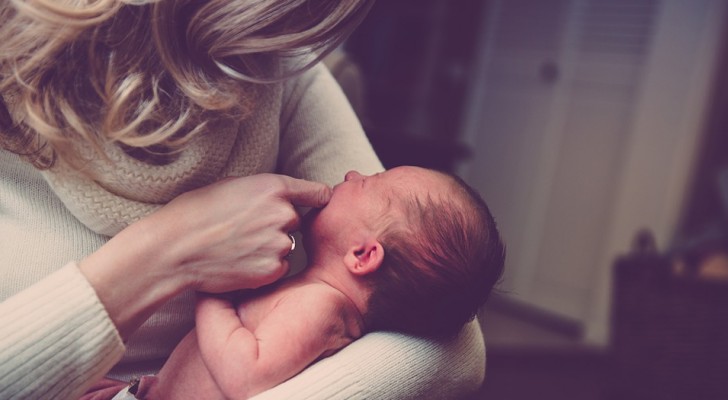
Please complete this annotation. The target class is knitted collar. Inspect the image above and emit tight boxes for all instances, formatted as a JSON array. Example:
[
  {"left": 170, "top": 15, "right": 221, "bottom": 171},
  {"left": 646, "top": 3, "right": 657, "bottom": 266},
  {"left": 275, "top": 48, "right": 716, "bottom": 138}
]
[{"left": 39, "top": 85, "right": 282, "bottom": 237}]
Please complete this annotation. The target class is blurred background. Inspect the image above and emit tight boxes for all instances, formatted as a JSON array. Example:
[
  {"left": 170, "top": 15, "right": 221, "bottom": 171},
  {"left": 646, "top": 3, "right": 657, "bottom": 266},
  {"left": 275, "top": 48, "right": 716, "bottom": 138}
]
[{"left": 330, "top": 0, "right": 728, "bottom": 399}]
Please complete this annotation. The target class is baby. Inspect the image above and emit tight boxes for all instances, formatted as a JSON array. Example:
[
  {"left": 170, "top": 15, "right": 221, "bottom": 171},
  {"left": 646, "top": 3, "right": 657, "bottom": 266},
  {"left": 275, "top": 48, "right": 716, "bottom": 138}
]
[{"left": 94, "top": 166, "right": 505, "bottom": 400}]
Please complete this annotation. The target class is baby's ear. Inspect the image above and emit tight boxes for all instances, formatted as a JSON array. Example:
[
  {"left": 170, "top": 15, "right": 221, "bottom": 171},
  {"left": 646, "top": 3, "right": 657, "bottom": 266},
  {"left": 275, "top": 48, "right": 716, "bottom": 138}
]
[{"left": 344, "top": 239, "right": 384, "bottom": 276}]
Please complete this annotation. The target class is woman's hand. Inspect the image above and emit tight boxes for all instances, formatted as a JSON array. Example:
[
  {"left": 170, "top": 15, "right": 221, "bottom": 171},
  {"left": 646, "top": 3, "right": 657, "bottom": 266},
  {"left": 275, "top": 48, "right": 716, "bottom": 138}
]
[
  {"left": 79, "top": 174, "right": 331, "bottom": 340},
  {"left": 151, "top": 173, "right": 330, "bottom": 291}
]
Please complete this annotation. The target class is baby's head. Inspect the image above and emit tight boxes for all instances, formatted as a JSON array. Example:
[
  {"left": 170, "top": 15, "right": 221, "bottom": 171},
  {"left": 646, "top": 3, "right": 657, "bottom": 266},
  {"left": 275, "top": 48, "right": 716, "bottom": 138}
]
[{"left": 305, "top": 166, "right": 505, "bottom": 340}]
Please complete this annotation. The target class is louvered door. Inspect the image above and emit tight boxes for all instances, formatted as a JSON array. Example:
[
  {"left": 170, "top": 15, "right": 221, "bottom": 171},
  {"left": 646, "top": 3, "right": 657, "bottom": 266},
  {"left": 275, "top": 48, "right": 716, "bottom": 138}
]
[{"left": 461, "top": 0, "right": 725, "bottom": 343}]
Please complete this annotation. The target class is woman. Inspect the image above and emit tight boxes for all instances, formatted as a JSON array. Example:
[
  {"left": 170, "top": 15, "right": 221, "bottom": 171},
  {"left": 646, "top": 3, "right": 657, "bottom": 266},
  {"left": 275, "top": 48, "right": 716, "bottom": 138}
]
[{"left": 0, "top": 1, "right": 485, "bottom": 399}]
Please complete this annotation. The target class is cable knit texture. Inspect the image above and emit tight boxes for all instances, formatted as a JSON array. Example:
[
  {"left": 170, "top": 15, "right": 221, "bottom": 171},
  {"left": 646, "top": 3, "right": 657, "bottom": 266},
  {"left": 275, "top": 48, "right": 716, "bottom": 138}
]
[
  {"left": 0, "top": 63, "right": 485, "bottom": 399},
  {"left": 41, "top": 85, "right": 281, "bottom": 237}
]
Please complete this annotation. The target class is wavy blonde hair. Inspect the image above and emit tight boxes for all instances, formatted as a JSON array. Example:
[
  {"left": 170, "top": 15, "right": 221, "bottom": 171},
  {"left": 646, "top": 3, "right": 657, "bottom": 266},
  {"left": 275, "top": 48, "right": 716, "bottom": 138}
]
[{"left": 0, "top": 0, "right": 373, "bottom": 168}]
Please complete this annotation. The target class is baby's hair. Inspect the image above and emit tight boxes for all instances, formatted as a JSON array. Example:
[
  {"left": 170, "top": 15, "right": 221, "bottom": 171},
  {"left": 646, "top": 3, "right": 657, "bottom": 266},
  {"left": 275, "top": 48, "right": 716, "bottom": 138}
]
[
  {"left": 0, "top": 0, "right": 374, "bottom": 169},
  {"left": 364, "top": 172, "right": 506, "bottom": 340}
]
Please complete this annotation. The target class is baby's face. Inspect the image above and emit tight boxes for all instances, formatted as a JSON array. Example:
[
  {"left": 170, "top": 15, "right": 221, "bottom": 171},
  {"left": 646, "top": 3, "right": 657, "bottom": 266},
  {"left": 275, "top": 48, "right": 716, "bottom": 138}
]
[{"left": 304, "top": 166, "right": 448, "bottom": 250}]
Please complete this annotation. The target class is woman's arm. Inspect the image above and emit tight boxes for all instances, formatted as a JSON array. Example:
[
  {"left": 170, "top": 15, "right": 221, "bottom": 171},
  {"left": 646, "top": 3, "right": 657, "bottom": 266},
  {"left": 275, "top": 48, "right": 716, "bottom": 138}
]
[
  {"left": 79, "top": 173, "right": 332, "bottom": 340},
  {"left": 0, "top": 152, "right": 124, "bottom": 400},
  {"left": 252, "top": 320, "right": 486, "bottom": 400},
  {"left": 0, "top": 262, "right": 125, "bottom": 400},
  {"left": 0, "top": 166, "right": 330, "bottom": 399}
]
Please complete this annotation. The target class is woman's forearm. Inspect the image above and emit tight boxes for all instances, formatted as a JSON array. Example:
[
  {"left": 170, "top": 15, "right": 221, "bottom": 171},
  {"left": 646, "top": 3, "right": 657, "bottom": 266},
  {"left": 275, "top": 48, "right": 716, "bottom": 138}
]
[
  {"left": 79, "top": 173, "right": 331, "bottom": 341},
  {"left": 79, "top": 215, "right": 191, "bottom": 340}
]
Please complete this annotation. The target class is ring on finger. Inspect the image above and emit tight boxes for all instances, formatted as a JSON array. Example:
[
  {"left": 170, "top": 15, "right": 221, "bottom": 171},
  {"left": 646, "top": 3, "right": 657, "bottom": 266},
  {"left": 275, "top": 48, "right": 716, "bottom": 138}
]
[{"left": 286, "top": 233, "right": 296, "bottom": 258}]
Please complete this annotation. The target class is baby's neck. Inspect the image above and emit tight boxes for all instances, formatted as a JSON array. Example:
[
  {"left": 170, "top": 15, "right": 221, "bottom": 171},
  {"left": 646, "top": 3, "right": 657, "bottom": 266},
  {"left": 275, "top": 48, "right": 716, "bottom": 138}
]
[{"left": 298, "top": 262, "right": 369, "bottom": 320}]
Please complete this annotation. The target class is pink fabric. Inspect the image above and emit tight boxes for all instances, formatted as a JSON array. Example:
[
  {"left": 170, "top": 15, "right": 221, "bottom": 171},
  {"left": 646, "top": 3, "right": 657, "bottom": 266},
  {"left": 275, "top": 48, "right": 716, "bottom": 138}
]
[
  {"left": 132, "top": 376, "right": 158, "bottom": 399},
  {"left": 80, "top": 376, "right": 158, "bottom": 400}
]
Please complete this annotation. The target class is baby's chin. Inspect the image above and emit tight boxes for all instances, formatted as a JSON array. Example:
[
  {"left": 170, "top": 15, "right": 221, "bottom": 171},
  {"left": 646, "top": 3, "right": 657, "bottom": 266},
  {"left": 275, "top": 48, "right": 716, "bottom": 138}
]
[
  {"left": 299, "top": 207, "right": 326, "bottom": 260},
  {"left": 300, "top": 207, "right": 321, "bottom": 236}
]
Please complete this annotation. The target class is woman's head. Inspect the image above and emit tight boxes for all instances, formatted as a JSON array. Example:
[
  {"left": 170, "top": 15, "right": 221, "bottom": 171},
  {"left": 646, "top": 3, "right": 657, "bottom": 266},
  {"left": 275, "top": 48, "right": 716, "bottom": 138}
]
[{"left": 0, "top": 0, "right": 374, "bottom": 169}]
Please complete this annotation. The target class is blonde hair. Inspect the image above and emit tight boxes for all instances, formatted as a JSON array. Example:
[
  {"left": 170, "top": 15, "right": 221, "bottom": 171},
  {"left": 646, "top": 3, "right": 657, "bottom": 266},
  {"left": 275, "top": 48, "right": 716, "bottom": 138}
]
[{"left": 0, "top": 0, "right": 373, "bottom": 168}]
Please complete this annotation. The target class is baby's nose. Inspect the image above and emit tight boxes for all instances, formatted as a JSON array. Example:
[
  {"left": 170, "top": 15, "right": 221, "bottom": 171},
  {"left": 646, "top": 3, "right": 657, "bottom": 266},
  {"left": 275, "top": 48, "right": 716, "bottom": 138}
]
[{"left": 344, "top": 170, "right": 363, "bottom": 181}]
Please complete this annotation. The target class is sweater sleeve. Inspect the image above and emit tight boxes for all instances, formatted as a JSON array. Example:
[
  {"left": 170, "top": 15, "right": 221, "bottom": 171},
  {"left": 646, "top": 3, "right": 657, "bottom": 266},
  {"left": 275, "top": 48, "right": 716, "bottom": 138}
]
[
  {"left": 277, "top": 62, "right": 384, "bottom": 185},
  {"left": 252, "top": 320, "right": 486, "bottom": 400},
  {"left": 0, "top": 262, "right": 125, "bottom": 400},
  {"left": 269, "top": 63, "right": 486, "bottom": 399}
]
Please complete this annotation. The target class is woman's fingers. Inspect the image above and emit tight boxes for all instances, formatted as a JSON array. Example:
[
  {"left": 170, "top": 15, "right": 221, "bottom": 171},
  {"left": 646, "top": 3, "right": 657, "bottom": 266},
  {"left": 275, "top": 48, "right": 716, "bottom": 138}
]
[
  {"left": 157, "top": 174, "right": 328, "bottom": 292},
  {"left": 277, "top": 176, "right": 333, "bottom": 208}
]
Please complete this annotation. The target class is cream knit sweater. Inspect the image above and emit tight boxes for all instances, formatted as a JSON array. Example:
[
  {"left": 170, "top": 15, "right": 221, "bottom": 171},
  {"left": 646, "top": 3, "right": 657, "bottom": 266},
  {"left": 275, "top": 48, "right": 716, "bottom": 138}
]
[{"left": 0, "top": 64, "right": 485, "bottom": 399}]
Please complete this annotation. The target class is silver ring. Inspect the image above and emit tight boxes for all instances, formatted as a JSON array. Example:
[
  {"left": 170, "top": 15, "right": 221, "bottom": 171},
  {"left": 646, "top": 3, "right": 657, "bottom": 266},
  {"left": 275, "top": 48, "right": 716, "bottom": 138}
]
[{"left": 286, "top": 233, "right": 296, "bottom": 257}]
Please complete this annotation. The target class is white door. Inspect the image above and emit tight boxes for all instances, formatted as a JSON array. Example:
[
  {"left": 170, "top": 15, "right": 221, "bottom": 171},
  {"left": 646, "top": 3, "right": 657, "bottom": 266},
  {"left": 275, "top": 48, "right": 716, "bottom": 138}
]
[{"left": 461, "top": 0, "right": 725, "bottom": 344}]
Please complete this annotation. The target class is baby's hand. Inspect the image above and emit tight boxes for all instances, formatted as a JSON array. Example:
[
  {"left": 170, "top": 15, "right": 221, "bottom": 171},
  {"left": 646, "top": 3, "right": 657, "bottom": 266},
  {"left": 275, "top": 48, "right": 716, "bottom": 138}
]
[{"left": 195, "top": 292, "right": 236, "bottom": 318}]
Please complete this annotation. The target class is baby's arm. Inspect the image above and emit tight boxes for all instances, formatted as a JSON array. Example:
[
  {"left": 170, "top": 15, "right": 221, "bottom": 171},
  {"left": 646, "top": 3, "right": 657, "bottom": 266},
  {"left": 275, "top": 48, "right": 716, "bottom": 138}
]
[{"left": 195, "top": 288, "right": 352, "bottom": 400}]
